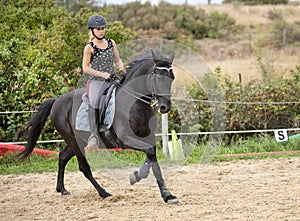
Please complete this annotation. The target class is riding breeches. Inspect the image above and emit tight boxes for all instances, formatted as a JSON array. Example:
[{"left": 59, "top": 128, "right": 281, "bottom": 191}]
[{"left": 86, "top": 79, "right": 111, "bottom": 109}]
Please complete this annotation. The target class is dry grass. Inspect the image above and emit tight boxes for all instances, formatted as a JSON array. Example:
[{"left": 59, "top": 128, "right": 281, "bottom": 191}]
[
  {"left": 208, "top": 48, "right": 300, "bottom": 84},
  {"left": 191, "top": 4, "right": 300, "bottom": 84},
  {"left": 197, "top": 4, "right": 300, "bottom": 26}
]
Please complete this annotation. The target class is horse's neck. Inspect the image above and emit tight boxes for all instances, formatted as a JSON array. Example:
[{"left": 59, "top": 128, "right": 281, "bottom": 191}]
[
  {"left": 121, "top": 60, "right": 153, "bottom": 95},
  {"left": 125, "top": 59, "right": 153, "bottom": 80}
]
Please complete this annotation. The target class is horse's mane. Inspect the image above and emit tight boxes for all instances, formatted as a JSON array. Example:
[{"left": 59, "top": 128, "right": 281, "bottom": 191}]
[
  {"left": 128, "top": 50, "right": 153, "bottom": 69},
  {"left": 120, "top": 49, "right": 172, "bottom": 84},
  {"left": 121, "top": 50, "right": 154, "bottom": 83}
]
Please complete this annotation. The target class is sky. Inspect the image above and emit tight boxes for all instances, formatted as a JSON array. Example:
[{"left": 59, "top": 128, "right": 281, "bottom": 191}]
[{"left": 97, "top": 0, "right": 223, "bottom": 6}]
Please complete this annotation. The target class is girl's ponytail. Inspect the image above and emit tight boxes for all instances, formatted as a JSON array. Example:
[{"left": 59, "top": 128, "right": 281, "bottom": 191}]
[{"left": 89, "top": 32, "right": 94, "bottom": 42}]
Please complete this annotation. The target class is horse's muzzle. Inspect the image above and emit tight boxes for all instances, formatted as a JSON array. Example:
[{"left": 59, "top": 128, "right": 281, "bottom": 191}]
[{"left": 158, "top": 98, "right": 172, "bottom": 114}]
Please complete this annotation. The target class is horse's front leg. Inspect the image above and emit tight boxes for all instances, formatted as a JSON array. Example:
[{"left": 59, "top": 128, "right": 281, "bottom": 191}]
[
  {"left": 152, "top": 159, "right": 179, "bottom": 204},
  {"left": 130, "top": 147, "right": 179, "bottom": 204},
  {"left": 129, "top": 157, "right": 152, "bottom": 185}
]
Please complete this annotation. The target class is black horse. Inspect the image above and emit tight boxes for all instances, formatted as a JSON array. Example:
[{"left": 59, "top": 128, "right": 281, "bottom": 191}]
[{"left": 18, "top": 49, "right": 179, "bottom": 204}]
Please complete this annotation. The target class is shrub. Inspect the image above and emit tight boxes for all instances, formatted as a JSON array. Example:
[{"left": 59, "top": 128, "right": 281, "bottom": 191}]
[
  {"left": 107, "top": 2, "right": 235, "bottom": 40},
  {"left": 223, "top": 0, "right": 288, "bottom": 4},
  {"left": 204, "top": 10, "right": 236, "bottom": 39},
  {"left": 0, "top": 0, "right": 134, "bottom": 144},
  {"left": 272, "top": 18, "right": 300, "bottom": 47},
  {"left": 184, "top": 65, "right": 300, "bottom": 144}
]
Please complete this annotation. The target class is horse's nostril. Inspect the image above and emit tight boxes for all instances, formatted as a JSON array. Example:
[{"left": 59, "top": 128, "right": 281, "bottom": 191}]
[{"left": 160, "top": 105, "right": 170, "bottom": 114}]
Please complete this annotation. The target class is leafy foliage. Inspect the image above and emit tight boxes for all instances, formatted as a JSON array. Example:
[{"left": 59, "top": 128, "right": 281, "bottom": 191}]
[
  {"left": 204, "top": 11, "right": 236, "bottom": 38},
  {"left": 271, "top": 17, "right": 300, "bottom": 47},
  {"left": 1, "top": 0, "right": 299, "bottom": 150},
  {"left": 187, "top": 65, "right": 300, "bottom": 144},
  {"left": 223, "top": 0, "right": 288, "bottom": 4},
  {"left": 0, "top": 0, "right": 134, "bottom": 143},
  {"left": 107, "top": 2, "right": 236, "bottom": 40}
]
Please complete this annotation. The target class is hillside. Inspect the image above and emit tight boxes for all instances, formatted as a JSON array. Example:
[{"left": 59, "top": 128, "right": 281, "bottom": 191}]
[{"left": 192, "top": 4, "right": 300, "bottom": 84}]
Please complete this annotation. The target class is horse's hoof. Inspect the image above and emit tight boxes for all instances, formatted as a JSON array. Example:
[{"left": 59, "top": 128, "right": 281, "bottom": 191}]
[
  {"left": 167, "top": 198, "right": 181, "bottom": 205},
  {"left": 165, "top": 194, "right": 181, "bottom": 205},
  {"left": 129, "top": 173, "right": 137, "bottom": 185},
  {"left": 59, "top": 189, "right": 70, "bottom": 196},
  {"left": 101, "top": 192, "right": 112, "bottom": 199},
  {"left": 129, "top": 171, "right": 141, "bottom": 185}
]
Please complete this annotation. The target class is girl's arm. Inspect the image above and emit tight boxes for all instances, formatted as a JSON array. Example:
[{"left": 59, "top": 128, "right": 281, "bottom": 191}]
[{"left": 112, "top": 40, "right": 126, "bottom": 73}]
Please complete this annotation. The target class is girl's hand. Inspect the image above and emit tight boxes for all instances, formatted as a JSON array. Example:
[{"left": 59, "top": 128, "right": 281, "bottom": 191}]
[
  {"left": 106, "top": 73, "right": 118, "bottom": 82},
  {"left": 119, "top": 66, "right": 126, "bottom": 74},
  {"left": 103, "top": 72, "right": 111, "bottom": 79}
]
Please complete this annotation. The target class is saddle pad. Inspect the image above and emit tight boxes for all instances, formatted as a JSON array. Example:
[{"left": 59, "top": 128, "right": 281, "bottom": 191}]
[
  {"left": 75, "top": 93, "right": 90, "bottom": 132},
  {"left": 75, "top": 88, "right": 116, "bottom": 132},
  {"left": 104, "top": 87, "right": 116, "bottom": 129}
]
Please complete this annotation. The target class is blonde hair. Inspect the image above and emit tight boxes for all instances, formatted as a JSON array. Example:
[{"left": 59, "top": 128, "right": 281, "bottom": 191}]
[{"left": 88, "top": 31, "right": 94, "bottom": 42}]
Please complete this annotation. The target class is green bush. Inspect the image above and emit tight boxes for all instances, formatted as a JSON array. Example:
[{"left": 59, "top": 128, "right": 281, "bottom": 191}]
[
  {"left": 270, "top": 16, "right": 300, "bottom": 47},
  {"left": 181, "top": 65, "right": 300, "bottom": 144},
  {"left": 223, "top": 0, "right": 288, "bottom": 4},
  {"left": 0, "top": 0, "right": 134, "bottom": 144},
  {"left": 107, "top": 2, "right": 235, "bottom": 40},
  {"left": 204, "top": 10, "right": 236, "bottom": 39}
]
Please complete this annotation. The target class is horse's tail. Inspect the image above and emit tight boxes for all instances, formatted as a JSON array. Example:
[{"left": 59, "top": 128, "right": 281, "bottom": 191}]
[{"left": 17, "top": 98, "right": 56, "bottom": 160}]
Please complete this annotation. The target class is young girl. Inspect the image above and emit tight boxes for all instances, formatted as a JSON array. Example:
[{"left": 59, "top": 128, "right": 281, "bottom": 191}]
[{"left": 82, "top": 15, "right": 125, "bottom": 148}]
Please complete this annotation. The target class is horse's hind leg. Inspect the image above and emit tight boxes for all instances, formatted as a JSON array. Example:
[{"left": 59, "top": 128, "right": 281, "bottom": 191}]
[
  {"left": 57, "top": 137, "right": 111, "bottom": 198},
  {"left": 76, "top": 153, "right": 112, "bottom": 198},
  {"left": 56, "top": 147, "right": 75, "bottom": 195}
]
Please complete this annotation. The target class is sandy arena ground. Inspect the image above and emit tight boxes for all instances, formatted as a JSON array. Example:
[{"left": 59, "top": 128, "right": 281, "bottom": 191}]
[{"left": 1, "top": 157, "right": 300, "bottom": 221}]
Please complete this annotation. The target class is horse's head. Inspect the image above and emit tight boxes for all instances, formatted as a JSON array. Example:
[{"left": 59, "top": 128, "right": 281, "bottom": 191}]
[
  {"left": 149, "top": 49, "right": 175, "bottom": 114},
  {"left": 120, "top": 49, "right": 175, "bottom": 114}
]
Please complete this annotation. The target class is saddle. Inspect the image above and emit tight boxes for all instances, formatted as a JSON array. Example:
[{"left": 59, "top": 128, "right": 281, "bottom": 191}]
[{"left": 76, "top": 84, "right": 116, "bottom": 132}]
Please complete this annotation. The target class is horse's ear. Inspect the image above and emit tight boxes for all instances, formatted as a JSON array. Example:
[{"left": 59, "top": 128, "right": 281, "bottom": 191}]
[
  {"left": 151, "top": 49, "right": 154, "bottom": 59},
  {"left": 169, "top": 51, "right": 174, "bottom": 62},
  {"left": 151, "top": 48, "right": 158, "bottom": 61},
  {"left": 151, "top": 48, "right": 162, "bottom": 66}
]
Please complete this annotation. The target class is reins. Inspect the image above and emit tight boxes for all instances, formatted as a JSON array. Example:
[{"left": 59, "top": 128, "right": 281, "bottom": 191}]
[{"left": 114, "top": 64, "right": 173, "bottom": 106}]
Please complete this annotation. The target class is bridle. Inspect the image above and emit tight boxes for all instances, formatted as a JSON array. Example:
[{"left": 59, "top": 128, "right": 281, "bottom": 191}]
[
  {"left": 154, "top": 66, "right": 173, "bottom": 72},
  {"left": 148, "top": 65, "right": 173, "bottom": 96},
  {"left": 117, "top": 64, "right": 173, "bottom": 106}
]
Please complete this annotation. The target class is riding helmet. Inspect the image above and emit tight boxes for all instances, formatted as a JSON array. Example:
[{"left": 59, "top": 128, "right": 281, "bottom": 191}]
[{"left": 88, "top": 15, "right": 107, "bottom": 29}]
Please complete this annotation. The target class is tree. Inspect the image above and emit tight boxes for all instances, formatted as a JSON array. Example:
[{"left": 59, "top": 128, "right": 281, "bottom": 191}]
[{"left": 0, "top": 0, "right": 134, "bottom": 142}]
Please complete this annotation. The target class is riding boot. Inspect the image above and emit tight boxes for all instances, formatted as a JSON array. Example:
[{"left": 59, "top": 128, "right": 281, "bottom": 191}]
[{"left": 87, "top": 107, "right": 100, "bottom": 148}]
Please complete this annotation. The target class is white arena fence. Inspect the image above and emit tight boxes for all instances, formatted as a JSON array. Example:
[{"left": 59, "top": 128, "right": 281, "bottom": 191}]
[{"left": 1, "top": 98, "right": 300, "bottom": 145}]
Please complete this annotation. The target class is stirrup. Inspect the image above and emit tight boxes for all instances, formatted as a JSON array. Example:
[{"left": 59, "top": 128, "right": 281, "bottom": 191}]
[{"left": 87, "top": 133, "right": 99, "bottom": 148}]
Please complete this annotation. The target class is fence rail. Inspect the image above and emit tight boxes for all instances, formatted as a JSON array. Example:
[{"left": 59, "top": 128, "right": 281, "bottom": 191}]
[
  {"left": 1, "top": 98, "right": 300, "bottom": 147},
  {"left": 4, "top": 128, "right": 300, "bottom": 145},
  {"left": 1, "top": 98, "right": 300, "bottom": 116},
  {"left": 172, "top": 97, "right": 300, "bottom": 105}
]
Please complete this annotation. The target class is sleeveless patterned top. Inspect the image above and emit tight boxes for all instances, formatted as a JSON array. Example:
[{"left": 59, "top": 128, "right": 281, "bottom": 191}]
[{"left": 88, "top": 38, "right": 114, "bottom": 80}]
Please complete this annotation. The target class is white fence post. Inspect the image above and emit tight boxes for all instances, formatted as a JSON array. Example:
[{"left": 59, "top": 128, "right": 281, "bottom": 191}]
[{"left": 161, "top": 113, "right": 169, "bottom": 157}]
